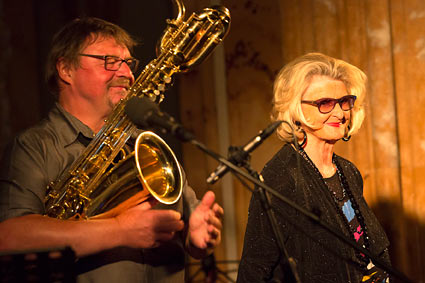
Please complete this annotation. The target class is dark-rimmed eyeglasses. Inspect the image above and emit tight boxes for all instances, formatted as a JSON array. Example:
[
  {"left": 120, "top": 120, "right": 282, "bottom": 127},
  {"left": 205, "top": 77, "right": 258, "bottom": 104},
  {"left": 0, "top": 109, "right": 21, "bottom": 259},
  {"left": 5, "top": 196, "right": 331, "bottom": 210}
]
[
  {"left": 301, "top": 95, "right": 357, "bottom": 114},
  {"left": 79, "top": 54, "right": 140, "bottom": 73}
]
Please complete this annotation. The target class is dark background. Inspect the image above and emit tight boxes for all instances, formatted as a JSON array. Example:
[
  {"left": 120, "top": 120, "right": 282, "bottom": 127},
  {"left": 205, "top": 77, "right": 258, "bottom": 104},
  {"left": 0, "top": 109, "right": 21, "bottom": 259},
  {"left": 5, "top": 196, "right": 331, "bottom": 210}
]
[{"left": 0, "top": 0, "right": 183, "bottom": 159}]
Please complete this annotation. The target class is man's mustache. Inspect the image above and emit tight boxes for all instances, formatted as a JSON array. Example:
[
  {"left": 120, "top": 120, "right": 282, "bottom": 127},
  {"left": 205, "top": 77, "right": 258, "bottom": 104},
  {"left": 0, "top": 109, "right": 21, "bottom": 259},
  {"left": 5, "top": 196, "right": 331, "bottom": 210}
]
[{"left": 109, "top": 78, "right": 131, "bottom": 89}]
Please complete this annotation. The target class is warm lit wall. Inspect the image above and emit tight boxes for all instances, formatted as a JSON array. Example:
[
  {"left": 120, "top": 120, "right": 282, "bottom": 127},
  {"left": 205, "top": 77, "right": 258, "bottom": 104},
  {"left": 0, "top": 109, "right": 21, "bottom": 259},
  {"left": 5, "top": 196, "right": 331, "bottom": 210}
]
[{"left": 180, "top": 0, "right": 425, "bottom": 282}]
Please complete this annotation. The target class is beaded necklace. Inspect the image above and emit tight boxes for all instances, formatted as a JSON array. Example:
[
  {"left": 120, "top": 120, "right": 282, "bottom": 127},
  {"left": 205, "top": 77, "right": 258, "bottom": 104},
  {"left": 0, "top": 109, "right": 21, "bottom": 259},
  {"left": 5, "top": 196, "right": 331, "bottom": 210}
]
[
  {"left": 297, "top": 148, "right": 370, "bottom": 265},
  {"left": 324, "top": 173, "right": 346, "bottom": 201}
]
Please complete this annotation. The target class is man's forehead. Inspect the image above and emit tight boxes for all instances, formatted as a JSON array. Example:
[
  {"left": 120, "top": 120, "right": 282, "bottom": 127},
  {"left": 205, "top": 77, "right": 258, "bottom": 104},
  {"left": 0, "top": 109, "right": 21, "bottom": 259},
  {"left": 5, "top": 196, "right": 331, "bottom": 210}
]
[{"left": 81, "top": 35, "right": 129, "bottom": 53}]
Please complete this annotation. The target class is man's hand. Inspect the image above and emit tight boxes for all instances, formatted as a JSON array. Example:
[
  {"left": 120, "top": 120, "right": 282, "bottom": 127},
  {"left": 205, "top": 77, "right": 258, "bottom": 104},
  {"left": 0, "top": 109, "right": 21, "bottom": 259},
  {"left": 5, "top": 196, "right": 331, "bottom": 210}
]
[
  {"left": 187, "top": 191, "right": 223, "bottom": 257},
  {"left": 114, "top": 198, "right": 184, "bottom": 249}
]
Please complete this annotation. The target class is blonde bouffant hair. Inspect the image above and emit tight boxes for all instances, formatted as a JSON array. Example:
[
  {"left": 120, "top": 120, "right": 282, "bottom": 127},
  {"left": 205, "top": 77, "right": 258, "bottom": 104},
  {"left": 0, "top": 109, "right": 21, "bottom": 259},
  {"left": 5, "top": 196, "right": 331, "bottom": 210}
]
[{"left": 272, "top": 53, "right": 366, "bottom": 143}]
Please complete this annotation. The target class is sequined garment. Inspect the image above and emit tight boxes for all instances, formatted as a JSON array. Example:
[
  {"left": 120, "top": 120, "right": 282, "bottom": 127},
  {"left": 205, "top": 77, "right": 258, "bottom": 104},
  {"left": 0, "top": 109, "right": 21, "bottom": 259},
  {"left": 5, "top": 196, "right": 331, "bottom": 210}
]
[{"left": 237, "top": 144, "right": 391, "bottom": 283}]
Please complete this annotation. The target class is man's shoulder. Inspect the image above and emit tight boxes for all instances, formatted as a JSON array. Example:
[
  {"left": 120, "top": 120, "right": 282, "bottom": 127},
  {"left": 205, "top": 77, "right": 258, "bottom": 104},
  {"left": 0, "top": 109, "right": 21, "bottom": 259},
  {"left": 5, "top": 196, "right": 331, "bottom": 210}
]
[
  {"left": 19, "top": 119, "right": 55, "bottom": 138},
  {"left": 15, "top": 104, "right": 82, "bottom": 149},
  {"left": 16, "top": 114, "right": 60, "bottom": 147}
]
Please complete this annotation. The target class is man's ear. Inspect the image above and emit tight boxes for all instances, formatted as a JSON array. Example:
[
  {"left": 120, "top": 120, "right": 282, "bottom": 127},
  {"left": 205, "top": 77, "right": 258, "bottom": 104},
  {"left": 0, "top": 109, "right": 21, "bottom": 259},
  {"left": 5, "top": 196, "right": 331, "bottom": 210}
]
[{"left": 56, "top": 58, "right": 73, "bottom": 85}]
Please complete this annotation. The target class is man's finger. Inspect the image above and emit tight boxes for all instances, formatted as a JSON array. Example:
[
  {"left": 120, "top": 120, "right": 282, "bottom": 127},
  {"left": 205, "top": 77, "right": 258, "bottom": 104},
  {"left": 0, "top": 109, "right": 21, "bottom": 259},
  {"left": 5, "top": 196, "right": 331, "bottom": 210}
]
[
  {"left": 199, "top": 191, "right": 216, "bottom": 210},
  {"left": 155, "top": 218, "right": 184, "bottom": 233},
  {"left": 208, "top": 215, "right": 223, "bottom": 230},
  {"left": 136, "top": 197, "right": 158, "bottom": 211},
  {"left": 152, "top": 209, "right": 182, "bottom": 222},
  {"left": 156, "top": 231, "right": 176, "bottom": 242},
  {"left": 212, "top": 203, "right": 224, "bottom": 218}
]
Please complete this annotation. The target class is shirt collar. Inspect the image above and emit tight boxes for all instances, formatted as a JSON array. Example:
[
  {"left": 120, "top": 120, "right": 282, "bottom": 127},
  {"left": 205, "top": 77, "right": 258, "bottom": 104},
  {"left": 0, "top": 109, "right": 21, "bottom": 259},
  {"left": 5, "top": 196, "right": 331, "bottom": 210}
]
[{"left": 51, "top": 103, "right": 95, "bottom": 147}]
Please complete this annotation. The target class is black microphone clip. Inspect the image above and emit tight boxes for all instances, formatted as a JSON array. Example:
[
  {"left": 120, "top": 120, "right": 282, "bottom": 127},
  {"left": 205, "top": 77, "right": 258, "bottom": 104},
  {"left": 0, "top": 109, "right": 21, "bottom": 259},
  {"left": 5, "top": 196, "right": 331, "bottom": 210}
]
[
  {"left": 125, "top": 96, "right": 194, "bottom": 142},
  {"left": 206, "top": 120, "right": 282, "bottom": 184}
]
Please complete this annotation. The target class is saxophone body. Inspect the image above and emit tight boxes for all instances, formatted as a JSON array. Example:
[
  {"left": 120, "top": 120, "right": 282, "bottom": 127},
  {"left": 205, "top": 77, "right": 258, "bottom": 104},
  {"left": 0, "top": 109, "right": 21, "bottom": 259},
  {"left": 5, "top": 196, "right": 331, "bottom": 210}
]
[{"left": 44, "top": 0, "right": 231, "bottom": 219}]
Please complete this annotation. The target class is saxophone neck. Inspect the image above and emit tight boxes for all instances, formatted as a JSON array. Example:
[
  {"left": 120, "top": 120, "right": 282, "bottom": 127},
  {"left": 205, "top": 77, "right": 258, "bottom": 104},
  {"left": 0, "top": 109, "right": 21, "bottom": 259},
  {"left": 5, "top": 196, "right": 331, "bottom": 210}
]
[{"left": 172, "top": 0, "right": 186, "bottom": 24}]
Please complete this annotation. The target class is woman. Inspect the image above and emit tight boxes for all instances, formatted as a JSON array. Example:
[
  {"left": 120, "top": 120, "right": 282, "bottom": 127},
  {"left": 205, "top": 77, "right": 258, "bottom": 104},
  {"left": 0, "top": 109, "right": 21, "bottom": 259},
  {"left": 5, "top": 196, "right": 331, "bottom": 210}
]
[{"left": 237, "top": 53, "right": 390, "bottom": 282}]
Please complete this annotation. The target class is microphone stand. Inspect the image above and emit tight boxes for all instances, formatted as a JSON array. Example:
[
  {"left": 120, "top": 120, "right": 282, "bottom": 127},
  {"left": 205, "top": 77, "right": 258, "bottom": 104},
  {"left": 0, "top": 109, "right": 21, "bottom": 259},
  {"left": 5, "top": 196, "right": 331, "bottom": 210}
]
[
  {"left": 187, "top": 253, "right": 240, "bottom": 283},
  {"left": 189, "top": 138, "right": 414, "bottom": 283},
  {"left": 237, "top": 153, "right": 302, "bottom": 283}
]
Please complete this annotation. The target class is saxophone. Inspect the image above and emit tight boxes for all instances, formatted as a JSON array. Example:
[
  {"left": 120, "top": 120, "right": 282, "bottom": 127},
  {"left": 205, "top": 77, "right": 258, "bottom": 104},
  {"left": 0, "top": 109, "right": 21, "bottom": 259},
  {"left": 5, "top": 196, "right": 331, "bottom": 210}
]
[{"left": 44, "top": 0, "right": 231, "bottom": 220}]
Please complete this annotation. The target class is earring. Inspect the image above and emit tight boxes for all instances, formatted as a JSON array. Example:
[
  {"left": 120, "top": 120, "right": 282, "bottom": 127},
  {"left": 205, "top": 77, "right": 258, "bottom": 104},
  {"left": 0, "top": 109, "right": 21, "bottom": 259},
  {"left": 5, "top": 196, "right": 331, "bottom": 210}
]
[
  {"left": 295, "top": 121, "right": 307, "bottom": 148},
  {"left": 342, "top": 125, "right": 351, "bottom": 142}
]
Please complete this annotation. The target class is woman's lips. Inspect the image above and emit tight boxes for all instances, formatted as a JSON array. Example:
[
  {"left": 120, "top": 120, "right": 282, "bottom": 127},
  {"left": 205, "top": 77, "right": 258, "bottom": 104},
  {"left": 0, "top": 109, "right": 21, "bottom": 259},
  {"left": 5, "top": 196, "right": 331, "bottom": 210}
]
[{"left": 327, "top": 122, "right": 341, "bottom": 127}]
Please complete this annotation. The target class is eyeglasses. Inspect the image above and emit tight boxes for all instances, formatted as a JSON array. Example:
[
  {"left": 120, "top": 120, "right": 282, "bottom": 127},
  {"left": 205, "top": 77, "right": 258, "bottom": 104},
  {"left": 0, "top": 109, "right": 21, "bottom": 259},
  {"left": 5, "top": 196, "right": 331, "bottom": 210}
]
[
  {"left": 301, "top": 95, "right": 357, "bottom": 114},
  {"left": 79, "top": 54, "right": 140, "bottom": 73}
]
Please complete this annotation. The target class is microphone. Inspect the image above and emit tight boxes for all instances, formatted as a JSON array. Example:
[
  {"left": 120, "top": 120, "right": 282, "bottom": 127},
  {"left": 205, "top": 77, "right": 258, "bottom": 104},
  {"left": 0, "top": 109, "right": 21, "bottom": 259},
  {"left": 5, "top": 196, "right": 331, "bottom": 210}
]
[
  {"left": 125, "top": 96, "right": 195, "bottom": 142},
  {"left": 206, "top": 120, "right": 282, "bottom": 184}
]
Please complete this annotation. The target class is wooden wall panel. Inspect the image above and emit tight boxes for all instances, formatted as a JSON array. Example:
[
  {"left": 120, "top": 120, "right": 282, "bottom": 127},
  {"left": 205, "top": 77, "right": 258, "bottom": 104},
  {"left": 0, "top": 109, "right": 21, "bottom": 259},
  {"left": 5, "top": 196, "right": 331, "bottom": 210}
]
[
  {"left": 221, "top": 1, "right": 283, "bottom": 258},
  {"left": 178, "top": 0, "right": 425, "bottom": 281},
  {"left": 390, "top": 0, "right": 425, "bottom": 280},
  {"left": 279, "top": 0, "right": 315, "bottom": 61},
  {"left": 363, "top": 0, "right": 400, "bottom": 200},
  {"left": 179, "top": 0, "right": 230, "bottom": 270}
]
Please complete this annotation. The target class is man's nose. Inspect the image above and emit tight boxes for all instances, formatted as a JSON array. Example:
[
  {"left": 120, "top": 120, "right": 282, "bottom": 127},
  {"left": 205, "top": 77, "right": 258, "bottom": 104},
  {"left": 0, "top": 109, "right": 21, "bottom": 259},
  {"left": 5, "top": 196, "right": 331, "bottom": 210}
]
[{"left": 116, "top": 61, "right": 135, "bottom": 84}]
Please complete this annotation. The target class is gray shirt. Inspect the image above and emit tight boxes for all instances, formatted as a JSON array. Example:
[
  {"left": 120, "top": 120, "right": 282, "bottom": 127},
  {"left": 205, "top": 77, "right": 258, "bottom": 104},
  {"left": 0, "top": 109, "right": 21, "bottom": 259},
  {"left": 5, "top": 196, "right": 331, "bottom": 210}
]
[{"left": 0, "top": 103, "right": 199, "bottom": 282}]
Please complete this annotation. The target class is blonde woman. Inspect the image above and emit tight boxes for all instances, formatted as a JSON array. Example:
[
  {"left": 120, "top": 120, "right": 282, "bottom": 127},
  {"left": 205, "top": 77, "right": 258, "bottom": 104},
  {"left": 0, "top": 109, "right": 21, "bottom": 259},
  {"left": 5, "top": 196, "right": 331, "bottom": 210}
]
[{"left": 237, "top": 53, "right": 390, "bottom": 282}]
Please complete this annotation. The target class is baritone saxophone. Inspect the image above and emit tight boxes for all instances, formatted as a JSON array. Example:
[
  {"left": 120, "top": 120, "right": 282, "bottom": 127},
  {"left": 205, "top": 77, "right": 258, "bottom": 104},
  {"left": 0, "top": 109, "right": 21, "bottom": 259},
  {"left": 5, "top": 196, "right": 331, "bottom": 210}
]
[{"left": 44, "top": 0, "right": 231, "bottom": 219}]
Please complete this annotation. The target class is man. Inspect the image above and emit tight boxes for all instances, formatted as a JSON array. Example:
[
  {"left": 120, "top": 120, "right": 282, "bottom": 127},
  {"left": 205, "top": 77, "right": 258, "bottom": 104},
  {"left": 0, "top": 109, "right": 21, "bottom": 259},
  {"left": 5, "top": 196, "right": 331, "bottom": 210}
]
[{"left": 0, "top": 17, "right": 223, "bottom": 282}]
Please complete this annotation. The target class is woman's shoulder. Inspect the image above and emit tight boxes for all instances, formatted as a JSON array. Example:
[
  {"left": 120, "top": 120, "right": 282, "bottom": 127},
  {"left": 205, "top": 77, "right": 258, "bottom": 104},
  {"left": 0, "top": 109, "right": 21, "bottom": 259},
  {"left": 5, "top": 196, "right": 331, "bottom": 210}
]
[
  {"left": 261, "top": 144, "right": 300, "bottom": 185},
  {"left": 263, "top": 144, "right": 297, "bottom": 170},
  {"left": 334, "top": 154, "right": 360, "bottom": 174}
]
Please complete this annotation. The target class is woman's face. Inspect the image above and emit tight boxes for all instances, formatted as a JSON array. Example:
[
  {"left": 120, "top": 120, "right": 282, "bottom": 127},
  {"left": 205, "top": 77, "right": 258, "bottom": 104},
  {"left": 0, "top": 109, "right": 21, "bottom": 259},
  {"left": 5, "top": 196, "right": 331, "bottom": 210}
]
[{"left": 301, "top": 75, "right": 351, "bottom": 144}]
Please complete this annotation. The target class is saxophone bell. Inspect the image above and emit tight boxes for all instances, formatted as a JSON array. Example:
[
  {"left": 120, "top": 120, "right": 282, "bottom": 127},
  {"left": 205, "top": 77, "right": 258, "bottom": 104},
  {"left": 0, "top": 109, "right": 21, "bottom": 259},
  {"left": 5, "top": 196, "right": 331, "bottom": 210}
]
[{"left": 85, "top": 132, "right": 183, "bottom": 219}]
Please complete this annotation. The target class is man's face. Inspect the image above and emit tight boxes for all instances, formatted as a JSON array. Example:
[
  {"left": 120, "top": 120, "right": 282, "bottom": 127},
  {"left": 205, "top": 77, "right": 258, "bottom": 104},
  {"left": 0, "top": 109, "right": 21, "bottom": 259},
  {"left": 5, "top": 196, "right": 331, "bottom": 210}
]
[{"left": 68, "top": 36, "right": 135, "bottom": 118}]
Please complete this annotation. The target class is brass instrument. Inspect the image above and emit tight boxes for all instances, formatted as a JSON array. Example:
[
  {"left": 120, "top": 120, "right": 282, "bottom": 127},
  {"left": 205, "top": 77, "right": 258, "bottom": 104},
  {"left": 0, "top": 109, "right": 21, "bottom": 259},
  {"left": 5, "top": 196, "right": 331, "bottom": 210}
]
[{"left": 44, "top": 0, "right": 231, "bottom": 219}]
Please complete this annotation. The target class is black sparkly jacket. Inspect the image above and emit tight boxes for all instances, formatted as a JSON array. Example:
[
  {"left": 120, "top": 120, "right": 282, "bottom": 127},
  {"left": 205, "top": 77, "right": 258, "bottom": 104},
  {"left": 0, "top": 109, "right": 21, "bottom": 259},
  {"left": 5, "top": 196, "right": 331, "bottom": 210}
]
[{"left": 237, "top": 144, "right": 391, "bottom": 283}]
